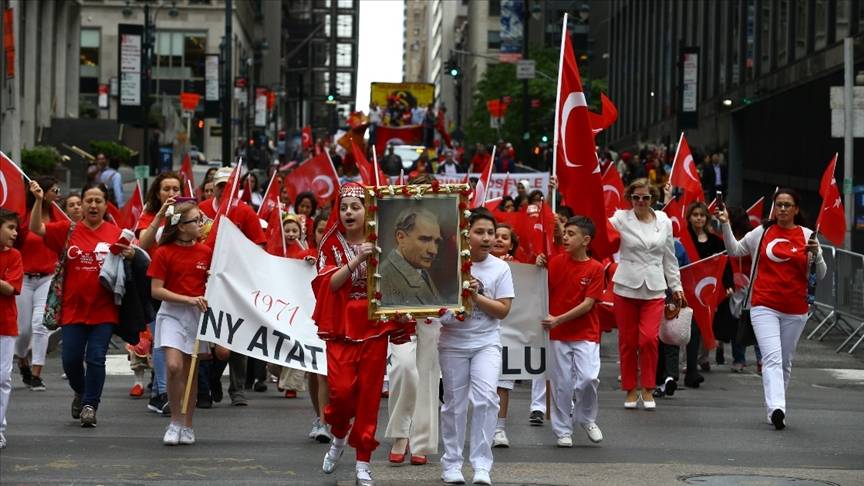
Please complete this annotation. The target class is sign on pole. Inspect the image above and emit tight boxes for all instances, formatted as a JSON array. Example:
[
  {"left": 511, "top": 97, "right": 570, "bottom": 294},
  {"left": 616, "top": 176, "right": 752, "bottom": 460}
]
[
  {"left": 829, "top": 86, "right": 864, "bottom": 138},
  {"left": 117, "top": 23, "right": 143, "bottom": 124},
  {"left": 516, "top": 60, "right": 536, "bottom": 80}
]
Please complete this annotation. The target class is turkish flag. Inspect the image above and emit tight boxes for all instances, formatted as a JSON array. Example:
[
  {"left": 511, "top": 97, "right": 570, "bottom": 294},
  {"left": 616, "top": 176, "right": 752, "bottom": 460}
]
[
  {"left": 470, "top": 147, "right": 496, "bottom": 208},
  {"left": 816, "top": 153, "right": 846, "bottom": 246},
  {"left": 436, "top": 111, "right": 452, "bottom": 148},
  {"left": 707, "top": 197, "right": 718, "bottom": 215},
  {"left": 601, "top": 163, "right": 629, "bottom": 218},
  {"left": 264, "top": 204, "right": 288, "bottom": 258},
  {"left": 240, "top": 175, "right": 254, "bottom": 206},
  {"left": 337, "top": 124, "right": 368, "bottom": 153},
  {"left": 553, "top": 17, "right": 615, "bottom": 259},
  {"left": 257, "top": 171, "right": 282, "bottom": 221},
  {"left": 301, "top": 126, "right": 313, "bottom": 149},
  {"left": 669, "top": 133, "right": 704, "bottom": 202},
  {"left": 588, "top": 92, "right": 619, "bottom": 134},
  {"left": 663, "top": 197, "right": 699, "bottom": 263},
  {"left": 680, "top": 253, "right": 729, "bottom": 350},
  {"left": 0, "top": 152, "right": 27, "bottom": 218},
  {"left": 352, "top": 142, "right": 386, "bottom": 187},
  {"left": 511, "top": 203, "right": 556, "bottom": 263},
  {"left": 746, "top": 196, "right": 765, "bottom": 229},
  {"left": 116, "top": 184, "right": 144, "bottom": 230},
  {"left": 375, "top": 125, "right": 424, "bottom": 156},
  {"left": 283, "top": 153, "right": 340, "bottom": 208},
  {"left": 180, "top": 152, "right": 195, "bottom": 196}
]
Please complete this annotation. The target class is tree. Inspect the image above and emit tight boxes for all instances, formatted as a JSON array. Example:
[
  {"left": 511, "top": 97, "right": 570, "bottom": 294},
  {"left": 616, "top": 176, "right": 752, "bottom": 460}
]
[{"left": 464, "top": 48, "right": 607, "bottom": 167}]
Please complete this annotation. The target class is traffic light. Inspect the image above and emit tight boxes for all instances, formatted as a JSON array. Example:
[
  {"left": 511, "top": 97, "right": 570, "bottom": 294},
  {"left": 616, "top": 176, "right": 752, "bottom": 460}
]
[
  {"left": 197, "top": 119, "right": 205, "bottom": 129},
  {"left": 533, "top": 146, "right": 541, "bottom": 156},
  {"left": 326, "top": 94, "right": 336, "bottom": 104},
  {"left": 445, "top": 56, "right": 461, "bottom": 79},
  {"left": 540, "top": 135, "right": 549, "bottom": 144}
]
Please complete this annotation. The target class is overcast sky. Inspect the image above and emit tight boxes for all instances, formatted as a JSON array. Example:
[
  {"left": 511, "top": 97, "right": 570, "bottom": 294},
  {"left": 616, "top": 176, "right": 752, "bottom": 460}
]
[{"left": 355, "top": 0, "right": 404, "bottom": 111}]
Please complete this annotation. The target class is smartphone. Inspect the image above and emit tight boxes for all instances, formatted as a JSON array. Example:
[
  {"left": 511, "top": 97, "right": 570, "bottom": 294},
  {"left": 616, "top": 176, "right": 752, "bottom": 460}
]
[{"left": 715, "top": 190, "right": 725, "bottom": 211}]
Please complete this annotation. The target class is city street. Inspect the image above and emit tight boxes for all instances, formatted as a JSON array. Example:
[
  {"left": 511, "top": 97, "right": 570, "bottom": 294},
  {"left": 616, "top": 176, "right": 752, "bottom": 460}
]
[{"left": 2, "top": 324, "right": 862, "bottom": 486}]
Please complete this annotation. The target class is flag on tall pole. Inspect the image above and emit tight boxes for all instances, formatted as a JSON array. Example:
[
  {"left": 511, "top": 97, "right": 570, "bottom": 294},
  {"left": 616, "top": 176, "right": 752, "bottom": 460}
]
[
  {"left": 669, "top": 132, "right": 704, "bottom": 202},
  {"left": 552, "top": 14, "right": 615, "bottom": 259},
  {"left": 470, "top": 146, "right": 496, "bottom": 208},
  {"left": 816, "top": 153, "right": 846, "bottom": 246}
]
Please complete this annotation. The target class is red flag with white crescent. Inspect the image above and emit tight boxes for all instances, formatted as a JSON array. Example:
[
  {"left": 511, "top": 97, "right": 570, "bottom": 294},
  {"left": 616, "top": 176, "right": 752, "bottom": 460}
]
[
  {"left": 816, "top": 153, "right": 846, "bottom": 246},
  {"left": 117, "top": 183, "right": 144, "bottom": 230},
  {"left": 0, "top": 151, "right": 27, "bottom": 218},
  {"left": 663, "top": 197, "right": 699, "bottom": 263},
  {"left": 283, "top": 153, "right": 340, "bottom": 208},
  {"left": 680, "top": 253, "right": 729, "bottom": 350},
  {"left": 588, "top": 92, "right": 618, "bottom": 134},
  {"left": 470, "top": 147, "right": 496, "bottom": 208},
  {"left": 180, "top": 152, "right": 195, "bottom": 195},
  {"left": 257, "top": 170, "right": 282, "bottom": 221},
  {"left": 669, "top": 132, "right": 704, "bottom": 202},
  {"left": 746, "top": 196, "right": 765, "bottom": 229},
  {"left": 301, "top": 126, "right": 313, "bottom": 149},
  {"left": 553, "top": 14, "right": 614, "bottom": 259},
  {"left": 601, "top": 163, "right": 629, "bottom": 218}
]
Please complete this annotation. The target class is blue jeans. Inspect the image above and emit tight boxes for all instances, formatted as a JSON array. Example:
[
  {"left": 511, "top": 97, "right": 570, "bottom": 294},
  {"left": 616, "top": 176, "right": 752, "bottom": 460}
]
[
  {"left": 61, "top": 324, "right": 114, "bottom": 408},
  {"left": 149, "top": 323, "right": 167, "bottom": 395}
]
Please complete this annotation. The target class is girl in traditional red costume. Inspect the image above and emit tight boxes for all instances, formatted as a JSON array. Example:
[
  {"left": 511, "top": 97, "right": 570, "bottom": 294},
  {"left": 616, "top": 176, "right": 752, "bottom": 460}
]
[{"left": 313, "top": 183, "right": 413, "bottom": 486}]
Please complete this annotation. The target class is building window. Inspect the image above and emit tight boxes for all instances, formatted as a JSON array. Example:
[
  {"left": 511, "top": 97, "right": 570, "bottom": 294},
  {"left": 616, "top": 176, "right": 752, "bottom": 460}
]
[
  {"left": 814, "top": 0, "right": 827, "bottom": 50},
  {"left": 338, "top": 0, "right": 353, "bottom": 9},
  {"left": 80, "top": 28, "right": 100, "bottom": 79},
  {"left": 777, "top": 0, "right": 789, "bottom": 67},
  {"left": 794, "top": 0, "right": 807, "bottom": 59},
  {"left": 336, "top": 72, "right": 352, "bottom": 97},
  {"left": 488, "top": 30, "right": 501, "bottom": 50},
  {"left": 336, "top": 43, "right": 352, "bottom": 67},
  {"left": 154, "top": 31, "right": 207, "bottom": 79},
  {"left": 760, "top": 0, "right": 771, "bottom": 75},
  {"left": 337, "top": 14, "right": 353, "bottom": 38},
  {"left": 313, "top": 71, "right": 330, "bottom": 97},
  {"left": 489, "top": 0, "right": 501, "bottom": 16},
  {"left": 312, "top": 41, "right": 330, "bottom": 66}
]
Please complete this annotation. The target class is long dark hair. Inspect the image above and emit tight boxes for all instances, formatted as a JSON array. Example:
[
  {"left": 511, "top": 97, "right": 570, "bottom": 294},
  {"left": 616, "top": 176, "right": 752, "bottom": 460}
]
[
  {"left": 294, "top": 191, "right": 318, "bottom": 216},
  {"left": 144, "top": 172, "right": 182, "bottom": 214},
  {"left": 772, "top": 187, "right": 808, "bottom": 227},
  {"left": 26, "top": 176, "right": 58, "bottom": 211}
]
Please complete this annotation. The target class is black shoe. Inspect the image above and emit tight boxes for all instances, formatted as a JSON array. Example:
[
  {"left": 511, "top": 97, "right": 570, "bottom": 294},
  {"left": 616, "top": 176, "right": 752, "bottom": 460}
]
[
  {"left": 148, "top": 393, "right": 170, "bottom": 415},
  {"left": 771, "top": 409, "right": 786, "bottom": 430},
  {"left": 529, "top": 410, "right": 544, "bottom": 426},
  {"left": 652, "top": 387, "right": 665, "bottom": 398},
  {"left": 211, "top": 380, "right": 223, "bottom": 403},
  {"left": 664, "top": 378, "right": 678, "bottom": 397},
  {"left": 19, "top": 365, "right": 33, "bottom": 387},
  {"left": 196, "top": 393, "right": 212, "bottom": 409},
  {"left": 29, "top": 376, "right": 46, "bottom": 391},
  {"left": 71, "top": 394, "right": 83, "bottom": 419},
  {"left": 715, "top": 347, "right": 725, "bottom": 365},
  {"left": 253, "top": 380, "right": 268, "bottom": 392},
  {"left": 699, "top": 362, "right": 711, "bottom": 372},
  {"left": 684, "top": 374, "right": 704, "bottom": 388}
]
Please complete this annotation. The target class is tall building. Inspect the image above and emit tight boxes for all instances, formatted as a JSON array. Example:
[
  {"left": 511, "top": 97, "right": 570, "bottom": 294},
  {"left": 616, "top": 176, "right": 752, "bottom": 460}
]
[
  {"left": 284, "top": 0, "right": 359, "bottom": 136},
  {"left": 606, "top": 0, "right": 863, "bottom": 243},
  {"left": 403, "top": 0, "right": 428, "bottom": 83}
]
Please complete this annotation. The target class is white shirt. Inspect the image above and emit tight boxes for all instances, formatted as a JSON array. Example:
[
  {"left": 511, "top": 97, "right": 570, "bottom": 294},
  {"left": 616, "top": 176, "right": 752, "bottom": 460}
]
[{"left": 438, "top": 255, "right": 515, "bottom": 350}]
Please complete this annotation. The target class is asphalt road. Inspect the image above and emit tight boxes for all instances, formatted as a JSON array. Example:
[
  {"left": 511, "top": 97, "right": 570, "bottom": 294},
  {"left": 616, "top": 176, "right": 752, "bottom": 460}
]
[{"left": 2, "top": 318, "right": 863, "bottom": 486}]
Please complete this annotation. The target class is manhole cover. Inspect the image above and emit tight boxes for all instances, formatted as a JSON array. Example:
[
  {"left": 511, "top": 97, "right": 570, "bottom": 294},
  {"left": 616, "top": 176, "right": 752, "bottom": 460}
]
[{"left": 681, "top": 475, "right": 840, "bottom": 486}]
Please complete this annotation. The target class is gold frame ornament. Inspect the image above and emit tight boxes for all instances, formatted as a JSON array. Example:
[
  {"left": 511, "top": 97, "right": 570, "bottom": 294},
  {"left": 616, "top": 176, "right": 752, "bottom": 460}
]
[{"left": 365, "top": 182, "right": 473, "bottom": 322}]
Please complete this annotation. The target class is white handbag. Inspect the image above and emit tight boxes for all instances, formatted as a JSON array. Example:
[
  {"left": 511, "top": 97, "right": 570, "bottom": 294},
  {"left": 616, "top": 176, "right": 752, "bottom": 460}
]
[{"left": 659, "top": 306, "right": 693, "bottom": 346}]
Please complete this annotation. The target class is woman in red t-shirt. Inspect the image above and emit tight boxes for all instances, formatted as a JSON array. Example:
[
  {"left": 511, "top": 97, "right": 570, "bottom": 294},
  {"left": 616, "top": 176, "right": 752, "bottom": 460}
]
[
  {"left": 717, "top": 188, "right": 826, "bottom": 430},
  {"left": 147, "top": 201, "right": 212, "bottom": 445},
  {"left": 137, "top": 172, "right": 182, "bottom": 250},
  {"left": 61, "top": 194, "right": 83, "bottom": 222},
  {"left": 29, "top": 182, "right": 133, "bottom": 428},
  {"left": 14, "top": 175, "right": 62, "bottom": 391}
]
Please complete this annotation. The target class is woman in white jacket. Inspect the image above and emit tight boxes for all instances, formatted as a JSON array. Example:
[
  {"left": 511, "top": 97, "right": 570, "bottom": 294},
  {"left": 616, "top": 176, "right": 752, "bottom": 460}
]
[
  {"left": 716, "top": 188, "right": 825, "bottom": 430},
  {"left": 610, "top": 179, "right": 684, "bottom": 411}
]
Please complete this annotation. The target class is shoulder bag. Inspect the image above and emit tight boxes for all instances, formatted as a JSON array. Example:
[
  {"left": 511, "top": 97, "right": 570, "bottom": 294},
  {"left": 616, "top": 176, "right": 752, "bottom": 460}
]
[
  {"left": 43, "top": 223, "right": 75, "bottom": 331},
  {"left": 735, "top": 223, "right": 773, "bottom": 347}
]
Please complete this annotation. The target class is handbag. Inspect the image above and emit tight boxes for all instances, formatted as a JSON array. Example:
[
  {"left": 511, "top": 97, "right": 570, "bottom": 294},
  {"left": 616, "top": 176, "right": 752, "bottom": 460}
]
[
  {"left": 735, "top": 223, "right": 773, "bottom": 347},
  {"left": 660, "top": 305, "right": 693, "bottom": 346},
  {"left": 43, "top": 223, "right": 75, "bottom": 331}
]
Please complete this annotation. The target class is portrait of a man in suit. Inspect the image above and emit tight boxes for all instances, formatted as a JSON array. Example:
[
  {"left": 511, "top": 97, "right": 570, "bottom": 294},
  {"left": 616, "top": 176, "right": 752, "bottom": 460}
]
[{"left": 379, "top": 207, "right": 444, "bottom": 306}]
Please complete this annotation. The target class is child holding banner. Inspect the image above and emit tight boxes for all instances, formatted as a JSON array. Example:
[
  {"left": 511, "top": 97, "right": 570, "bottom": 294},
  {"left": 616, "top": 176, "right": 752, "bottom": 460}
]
[
  {"left": 439, "top": 208, "right": 515, "bottom": 485},
  {"left": 147, "top": 202, "right": 212, "bottom": 446},
  {"left": 0, "top": 209, "right": 24, "bottom": 449},
  {"left": 489, "top": 223, "right": 518, "bottom": 448},
  {"left": 313, "top": 183, "right": 414, "bottom": 486},
  {"left": 537, "top": 216, "right": 605, "bottom": 447}
]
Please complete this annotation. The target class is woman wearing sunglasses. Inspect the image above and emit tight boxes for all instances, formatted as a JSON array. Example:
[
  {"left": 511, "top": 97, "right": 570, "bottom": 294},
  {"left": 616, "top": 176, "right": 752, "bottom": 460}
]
[{"left": 609, "top": 178, "right": 684, "bottom": 410}]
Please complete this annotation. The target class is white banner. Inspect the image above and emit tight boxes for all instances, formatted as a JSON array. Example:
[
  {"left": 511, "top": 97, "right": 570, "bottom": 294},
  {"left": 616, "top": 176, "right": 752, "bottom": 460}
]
[
  {"left": 199, "top": 219, "right": 327, "bottom": 375},
  {"left": 499, "top": 262, "right": 548, "bottom": 380}
]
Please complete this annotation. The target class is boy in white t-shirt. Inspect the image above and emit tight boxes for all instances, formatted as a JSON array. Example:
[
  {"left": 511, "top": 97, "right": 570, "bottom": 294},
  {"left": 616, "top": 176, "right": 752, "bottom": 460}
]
[{"left": 439, "top": 208, "right": 515, "bottom": 486}]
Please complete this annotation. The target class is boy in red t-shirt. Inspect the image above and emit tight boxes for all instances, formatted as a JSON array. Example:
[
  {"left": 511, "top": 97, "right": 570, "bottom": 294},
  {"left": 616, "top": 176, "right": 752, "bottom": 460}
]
[
  {"left": 0, "top": 209, "right": 25, "bottom": 449},
  {"left": 537, "top": 215, "right": 605, "bottom": 447}
]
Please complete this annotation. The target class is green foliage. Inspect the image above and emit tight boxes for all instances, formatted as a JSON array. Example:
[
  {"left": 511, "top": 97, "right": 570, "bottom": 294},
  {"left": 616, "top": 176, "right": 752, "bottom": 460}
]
[
  {"left": 464, "top": 48, "right": 608, "bottom": 161},
  {"left": 89, "top": 140, "right": 134, "bottom": 165},
  {"left": 20, "top": 146, "right": 60, "bottom": 176}
]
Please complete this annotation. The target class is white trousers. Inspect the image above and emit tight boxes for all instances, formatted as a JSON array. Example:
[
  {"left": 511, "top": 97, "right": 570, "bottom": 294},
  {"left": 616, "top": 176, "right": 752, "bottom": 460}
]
[
  {"left": 531, "top": 377, "right": 547, "bottom": 414},
  {"left": 385, "top": 319, "right": 441, "bottom": 455},
  {"left": 1, "top": 336, "right": 15, "bottom": 434},
  {"left": 439, "top": 345, "right": 501, "bottom": 473},
  {"left": 750, "top": 306, "right": 807, "bottom": 420},
  {"left": 14, "top": 275, "right": 51, "bottom": 365},
  {"left": 549, "top": 340, "right": 600, "bottom": 438}
]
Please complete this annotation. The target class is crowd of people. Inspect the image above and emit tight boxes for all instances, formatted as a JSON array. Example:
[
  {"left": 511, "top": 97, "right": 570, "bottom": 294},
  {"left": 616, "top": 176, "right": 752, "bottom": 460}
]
[{"left": 0, "top": 147, "right": 826, "bottom": 486}]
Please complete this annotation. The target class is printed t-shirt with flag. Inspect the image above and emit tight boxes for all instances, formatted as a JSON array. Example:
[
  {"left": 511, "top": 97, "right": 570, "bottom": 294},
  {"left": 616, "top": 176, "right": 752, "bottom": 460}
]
[
  {"left": 200, "top": 198, "right": 267, "bottom": 247},
  {"left": 147, "top": 242, "right": 212, "bottom": 297},
  {"left": 680, "top": 253, "right": 728, "bottom": 350},
  {"left": 43, "top": 220, "right": 122, "bottom": 325},
  {"left": 547, "top": 253, "right": 605, "bottom": 342},
  {"left": 750, "top": 225, "right": 815, "bottom": 315},
  {"left": 816, "top": 153, "right": 846, "bottom": 246},
  {"left": 17, "top": 211, "right": 60, "bottom": 275},
  {"left": 0, "top": 247, "right": 24, "bottom": 336},
  {"left": 1, "top": 152, "right": 27, "bottom": 218}
]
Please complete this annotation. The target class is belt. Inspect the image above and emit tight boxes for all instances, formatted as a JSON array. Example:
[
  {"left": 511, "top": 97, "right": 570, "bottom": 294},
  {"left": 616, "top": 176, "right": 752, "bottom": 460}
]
[{"left": 25, "top": 272, "right": 51, "bottom": 279}]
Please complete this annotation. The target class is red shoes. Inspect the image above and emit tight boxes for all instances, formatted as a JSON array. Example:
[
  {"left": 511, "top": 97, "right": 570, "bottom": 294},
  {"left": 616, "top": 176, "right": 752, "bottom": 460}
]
[
  {"left": 283, "top": 390, "right": 297, "bottom": 398},
  {"left": 389, "top": 441, "right": 409, "bottom": 463},
  {"left": 410, "top": 455, "right": 427, "bottom": 465},
  {"left": 129, "top": 384, "right": 144, "bottom": 398}
]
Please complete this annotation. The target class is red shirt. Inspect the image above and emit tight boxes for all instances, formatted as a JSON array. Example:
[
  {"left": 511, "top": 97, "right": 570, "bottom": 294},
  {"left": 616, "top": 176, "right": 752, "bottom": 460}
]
[
  {"left": 0, "top": 247, "right": 24, "bottom": 336},
  {"left": 147, "top": 242, "right": 212, "bottom": 297},
  {"left": 200, "top": 198, "right": 267, "bottom": 245},
  {"left": 135, "top": 211, "right": 156, "bottom": 237},
  {"left": 548, "top": 254, "right": 605, "bottom": 342},
  {"left": 752, "top": 225, "right": 810, "bottom": 315},
  {"left": 20, "top": 211, "right": 59, "bottom": 274},
  {"left": 43, "top": 220, "right": 121, "bottom": 326},
  {"left": 471, "top": 153, "right": 491, "bottom": 174}
]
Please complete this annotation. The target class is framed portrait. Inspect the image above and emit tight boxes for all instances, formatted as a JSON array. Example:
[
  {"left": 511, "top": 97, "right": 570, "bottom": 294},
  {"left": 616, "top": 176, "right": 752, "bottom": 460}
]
[{"left": 365, "top": 183, "right": 473, "bottom": 320}]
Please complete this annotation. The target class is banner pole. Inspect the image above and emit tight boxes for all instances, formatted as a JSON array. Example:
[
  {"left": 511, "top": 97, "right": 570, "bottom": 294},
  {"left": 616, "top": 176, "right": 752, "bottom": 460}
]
[{"left": 180, "top": 338, "right": 201, "bottom": 415}]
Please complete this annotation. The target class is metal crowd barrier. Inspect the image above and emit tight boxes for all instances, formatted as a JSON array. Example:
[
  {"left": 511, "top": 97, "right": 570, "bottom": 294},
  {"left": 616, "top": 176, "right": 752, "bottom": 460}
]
[{"left": 806, "top": 244, "right": 864, "bottom": 354}]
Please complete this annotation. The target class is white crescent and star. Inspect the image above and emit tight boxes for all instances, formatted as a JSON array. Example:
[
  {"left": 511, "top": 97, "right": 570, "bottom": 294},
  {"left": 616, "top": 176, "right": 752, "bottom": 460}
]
[
  {"left": 748, "top": 215, "right": 761, "bottom": 226},
  {"left": 312, "top": 175, "right": 335, "bottom": 199},
  {"left": 0, "top": 171, "right": 7, "bottom": 206},
  {"left": 765, "top": 238, "right": 792, "bottom": 263},
  {"left": 695, "top": 276, "right": 718, "bottom": 307},
  {"left": 670, "top": 216, "right": 681, "bottom": 235},
  {"left": 560, "top": 91, "right": 587, "bottom": 168},
  {"left": 682, "top": 155, "right": 698, "bottom": 182}
]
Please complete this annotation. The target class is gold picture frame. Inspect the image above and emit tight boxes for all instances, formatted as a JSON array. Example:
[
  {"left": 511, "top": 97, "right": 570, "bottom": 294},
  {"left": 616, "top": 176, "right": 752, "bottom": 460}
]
[{"left": 365, "top": 183, "right": 473, "bottom": 321}]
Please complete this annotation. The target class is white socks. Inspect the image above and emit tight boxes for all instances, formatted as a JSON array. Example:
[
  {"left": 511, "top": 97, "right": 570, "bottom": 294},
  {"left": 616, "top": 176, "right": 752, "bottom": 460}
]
[
  {"left": 133, "top": 369, "right": 146, "bottom": 386},
  {"left": 496, "top": 417, "right": 506, "bottom": 431},
  {"left": 356, "top": 461, "right": 371, "bottom": 480}
]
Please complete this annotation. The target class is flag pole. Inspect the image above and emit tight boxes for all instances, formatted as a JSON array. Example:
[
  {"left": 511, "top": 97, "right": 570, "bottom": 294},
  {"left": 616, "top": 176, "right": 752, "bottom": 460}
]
[
  {"left": 551, "top": 14, "right": 568, "bottom": 212},
  {"left": 372, "top": 145, "right": 381, "bottom": 187},
  {"left": 180, "top": 338, "right": 200, "bottom": 415},
  {"left": 258, "top": 169, "right": 278, "bottom": 217},
  {"left": 484, "top": 146, "right": 497, "bottom": 204},
  {"left": 279, "top": 204, "right": 288, "bottom": 256},
  {"left": 1, "top": 150, "right": 72, "bottom": 221},
  {"left": 669, "top": 131, "right": 685, "bottom": 181}
]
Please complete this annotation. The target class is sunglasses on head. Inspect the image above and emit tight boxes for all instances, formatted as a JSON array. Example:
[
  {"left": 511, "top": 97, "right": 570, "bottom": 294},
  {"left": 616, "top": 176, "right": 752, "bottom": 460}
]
[{"left": 631, "top": 194, "right": 652, "bottom": 202}]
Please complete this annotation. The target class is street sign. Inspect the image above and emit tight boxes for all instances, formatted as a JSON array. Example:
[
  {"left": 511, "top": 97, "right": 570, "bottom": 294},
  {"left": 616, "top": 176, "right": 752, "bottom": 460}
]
[
  {"left": 829, "top": 86, "right": 864, "bottom": 138},
  {"left": 516, "top": 60, "right": 536, "bottom": 80},
  {"left": 210, "top": 125, "right": 223, "bottom": 137},
  {"left": 134, "top": 165, "right": 149, "bottom": 180}
]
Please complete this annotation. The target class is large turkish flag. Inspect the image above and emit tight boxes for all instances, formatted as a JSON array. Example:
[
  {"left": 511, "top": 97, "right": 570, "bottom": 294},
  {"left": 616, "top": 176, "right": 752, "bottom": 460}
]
[{"left": 283, "top": 153, "right": 340, "bottom": 209}]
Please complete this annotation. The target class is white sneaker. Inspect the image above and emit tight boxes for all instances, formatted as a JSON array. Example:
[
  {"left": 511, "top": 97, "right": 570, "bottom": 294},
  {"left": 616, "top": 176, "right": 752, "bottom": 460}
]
[
  {"left": 441, "top": 468, "right": 466, "bottom": 484},
  {"left": 582, "top": 422, "right": 603, "bottom": 443},
  {"left": 472, "top": 469, "right": 492, "bottom": 485},
  {"left": 556, "top": 435, "right": 573, "bottom": 448},
  {"left": 322, "top": 443, "right": 344, "bottom": 474},
  {"left": 355, "top": 465, "right": 374, "bottom": 486},
  {"left": 179, "top": 426, "right": 196, "bottom": 445},
  {"left": 0, "top": 432, "right": 7, "bottom": 449},
  {"left": 491, "top": 429, "right": 509, "bottom": 448},
  {"left": 314, "top": 422, "right": 333, "bottom": 443},
  {"left": 163, "top": 423, "right": 181, "bottom": 446},
  {"left": 308, "top": 418, "right": 319, "bottom": 439}
]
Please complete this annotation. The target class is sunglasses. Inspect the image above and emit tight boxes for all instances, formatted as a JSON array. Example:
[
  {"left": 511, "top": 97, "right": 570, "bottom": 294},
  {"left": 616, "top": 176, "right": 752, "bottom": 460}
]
[
  {"left": 775, "top": 202, "right": 796, "bottom": 209},
  {"left": 630, "top": 194, "right": 652, "bottom": 202},
  {"left": 49, "top": 187, "right": 61, "bottom": 194}
]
